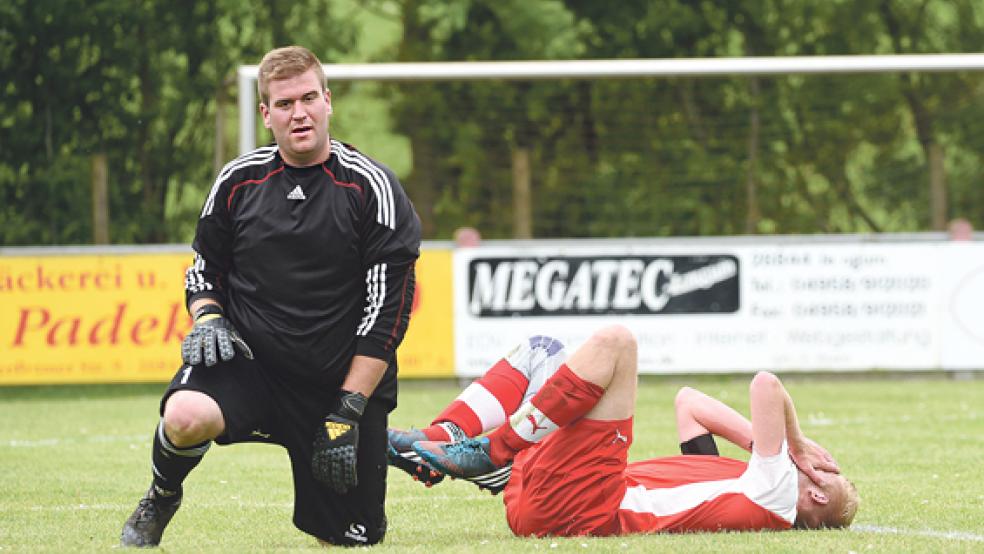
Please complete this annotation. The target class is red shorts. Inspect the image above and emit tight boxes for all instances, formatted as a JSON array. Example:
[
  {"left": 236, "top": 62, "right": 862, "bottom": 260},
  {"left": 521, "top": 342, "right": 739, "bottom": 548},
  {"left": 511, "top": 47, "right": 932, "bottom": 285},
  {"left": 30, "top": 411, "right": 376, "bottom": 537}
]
[{"left": 503, "top": 417, "right": 633, "bottom": 537}]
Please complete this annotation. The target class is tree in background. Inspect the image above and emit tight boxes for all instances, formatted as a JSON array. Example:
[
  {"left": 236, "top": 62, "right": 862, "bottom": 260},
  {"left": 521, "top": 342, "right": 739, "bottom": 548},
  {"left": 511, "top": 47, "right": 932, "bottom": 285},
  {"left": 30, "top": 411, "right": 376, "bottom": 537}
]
[
  {"left": 0, "top": 0, "right": 356, "bottom": 244},
  {"left": 376, "top": 0, "right": 983, "bottom": 239},
  {"left": 2, "top": 0, "right": 983, "bottom": 244}
]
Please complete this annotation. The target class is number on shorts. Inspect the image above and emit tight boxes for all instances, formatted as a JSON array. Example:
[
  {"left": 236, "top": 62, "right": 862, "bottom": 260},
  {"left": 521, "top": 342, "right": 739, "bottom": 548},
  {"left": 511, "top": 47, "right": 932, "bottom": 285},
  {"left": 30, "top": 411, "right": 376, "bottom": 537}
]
[{"left": 180, "top": 366, "right": 192, "bottom": 385}]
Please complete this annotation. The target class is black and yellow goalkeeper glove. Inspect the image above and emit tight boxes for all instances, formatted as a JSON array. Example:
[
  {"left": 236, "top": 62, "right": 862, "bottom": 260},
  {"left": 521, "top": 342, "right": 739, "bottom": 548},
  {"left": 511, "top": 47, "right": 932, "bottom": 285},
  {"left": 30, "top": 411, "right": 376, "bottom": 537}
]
[
  {"left": 312, "top": 390, "right": 368, "bottom": 494},
  {"left": 181, "top": 304, "right": 254, "bottom": 367}
]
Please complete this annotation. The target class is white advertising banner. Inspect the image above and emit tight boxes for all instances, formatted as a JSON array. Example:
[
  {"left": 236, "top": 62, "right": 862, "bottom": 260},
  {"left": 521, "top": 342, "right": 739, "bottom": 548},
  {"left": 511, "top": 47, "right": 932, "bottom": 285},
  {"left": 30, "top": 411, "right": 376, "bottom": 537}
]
[
  {"left": 453, "top": 241, "right": 984, "bottom": 376},
  {"left": 938, "top": 242, "right": 984, "bottom": 369}
]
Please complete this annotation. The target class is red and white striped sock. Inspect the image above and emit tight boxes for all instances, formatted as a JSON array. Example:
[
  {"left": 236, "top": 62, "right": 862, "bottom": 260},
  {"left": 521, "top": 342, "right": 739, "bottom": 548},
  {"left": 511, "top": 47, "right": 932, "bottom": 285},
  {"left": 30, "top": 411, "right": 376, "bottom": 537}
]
[
  {"left": 415, "top": 421, "right": 465, "bottom": 442},
  {"left": 487, "top": 363, "right": 604, "bottom": 466},
  {"left": 424, "top": 358, "right": 530, "bottom": 439}
]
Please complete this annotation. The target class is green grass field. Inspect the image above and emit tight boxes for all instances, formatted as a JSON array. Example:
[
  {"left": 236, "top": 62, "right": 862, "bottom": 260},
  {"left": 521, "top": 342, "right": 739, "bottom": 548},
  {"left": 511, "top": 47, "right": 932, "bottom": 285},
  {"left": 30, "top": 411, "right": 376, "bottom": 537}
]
[{"left": 1, "top": 375, "right": 982, "bottom": 552}]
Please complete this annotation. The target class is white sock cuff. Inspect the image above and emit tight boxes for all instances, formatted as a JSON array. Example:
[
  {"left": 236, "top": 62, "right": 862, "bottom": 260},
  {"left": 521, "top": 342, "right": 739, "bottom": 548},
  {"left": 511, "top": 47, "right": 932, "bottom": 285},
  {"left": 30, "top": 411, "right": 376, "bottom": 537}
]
[{"left": 157, "top": 419, "right": 211, "bottom": 458}]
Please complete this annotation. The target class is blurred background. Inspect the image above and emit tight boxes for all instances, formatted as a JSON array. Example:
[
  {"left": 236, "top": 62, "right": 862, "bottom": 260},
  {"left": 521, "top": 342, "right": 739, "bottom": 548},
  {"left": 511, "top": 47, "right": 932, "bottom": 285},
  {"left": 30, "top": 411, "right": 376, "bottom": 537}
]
[{"left": 3, "top": 0, "right": 983, "bottom": 246}]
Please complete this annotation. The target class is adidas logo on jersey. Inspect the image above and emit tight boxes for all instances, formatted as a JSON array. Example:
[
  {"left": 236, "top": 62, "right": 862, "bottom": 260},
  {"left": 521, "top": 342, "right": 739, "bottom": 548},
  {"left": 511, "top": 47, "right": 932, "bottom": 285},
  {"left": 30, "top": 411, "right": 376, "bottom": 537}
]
[{"left": 287, "top": 185, "right": 306, "bottom": 200}]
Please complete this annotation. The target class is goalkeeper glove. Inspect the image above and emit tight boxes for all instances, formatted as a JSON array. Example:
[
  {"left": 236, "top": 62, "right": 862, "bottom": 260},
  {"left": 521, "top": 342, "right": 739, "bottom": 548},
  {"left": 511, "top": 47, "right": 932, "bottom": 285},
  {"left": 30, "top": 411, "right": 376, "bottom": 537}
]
[
  {"left": 181, "top": 304, "right": 254, "bottom": 367},
  {"left": 312, "top": 390, "right": 368, "bottom": 494}
]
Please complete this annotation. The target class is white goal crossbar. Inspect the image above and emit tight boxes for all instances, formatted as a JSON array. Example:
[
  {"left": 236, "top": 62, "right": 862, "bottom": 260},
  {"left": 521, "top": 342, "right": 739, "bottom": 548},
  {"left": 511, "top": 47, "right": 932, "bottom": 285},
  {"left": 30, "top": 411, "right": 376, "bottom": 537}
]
[{"left": 238, "top": 53, "right": 984, "bottom": 155}]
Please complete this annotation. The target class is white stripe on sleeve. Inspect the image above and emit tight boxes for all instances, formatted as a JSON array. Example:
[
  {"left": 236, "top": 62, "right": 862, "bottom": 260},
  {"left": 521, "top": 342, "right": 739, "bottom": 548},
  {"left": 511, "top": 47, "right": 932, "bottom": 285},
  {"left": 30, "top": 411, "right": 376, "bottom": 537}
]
[
  {"left": 357, "top": 263, "right": 387, "bottom": 336},
  {"left": 202, "top": 146, "right": 277, "bottom": 216},
  {"left": 184, "top": 253, "right": 213, "bottom": 294},
  {"left": 332, "top": 140, "right": 395, "bottom": 229}
]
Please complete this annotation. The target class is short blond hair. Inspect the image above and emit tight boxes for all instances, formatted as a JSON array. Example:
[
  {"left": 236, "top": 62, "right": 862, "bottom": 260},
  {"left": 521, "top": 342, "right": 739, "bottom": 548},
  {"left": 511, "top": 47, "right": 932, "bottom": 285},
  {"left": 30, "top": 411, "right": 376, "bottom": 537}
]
[
  {"left": 837, "top": 478, "right": 860, "bottom": 528},
  {"left": 257, "top": 46, "right": 326, "bottom": 105},
  {"left": 820, "top": 475, "right": 860, "bottom": 529}
]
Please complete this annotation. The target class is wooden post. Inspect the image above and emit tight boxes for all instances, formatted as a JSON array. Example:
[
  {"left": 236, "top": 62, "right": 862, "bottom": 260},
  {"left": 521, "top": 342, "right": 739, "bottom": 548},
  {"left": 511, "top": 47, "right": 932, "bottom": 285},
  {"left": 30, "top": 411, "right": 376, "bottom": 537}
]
[
  {"left": 91, "top": 153, "right": 109, "bottom": 244},
  {"left": 215, "top": 81, "right": 227, "bottom": 176},
  {"left": 511, "top": 147, "right": 532, "bottom": 239},
  {"left": 928, "top": 142, "right": 947, "bottom": 231},
  {"left": 744, "top": 76, "right": 761, "bottom": 234}
]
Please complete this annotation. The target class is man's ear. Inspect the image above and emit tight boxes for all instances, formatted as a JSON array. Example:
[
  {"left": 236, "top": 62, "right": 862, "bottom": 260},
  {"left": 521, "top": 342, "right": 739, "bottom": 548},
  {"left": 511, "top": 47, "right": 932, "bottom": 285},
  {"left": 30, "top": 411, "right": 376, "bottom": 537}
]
[
  {"left": 809, "top": 488, "right": 829, "bottom": 505},
  {"left": 259, "top": 103, "right": 272, "bottom": 129}
]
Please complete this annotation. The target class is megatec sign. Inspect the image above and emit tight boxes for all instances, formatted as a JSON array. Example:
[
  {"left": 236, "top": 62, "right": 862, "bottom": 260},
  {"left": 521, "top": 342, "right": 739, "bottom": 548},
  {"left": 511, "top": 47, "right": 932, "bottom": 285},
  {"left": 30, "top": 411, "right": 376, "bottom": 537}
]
[
  {"left": 467, "top": 255, "right": 739, "bottom": 316},
  {"left": 453, "top": 239, "right": 984, "bottom": 376}
]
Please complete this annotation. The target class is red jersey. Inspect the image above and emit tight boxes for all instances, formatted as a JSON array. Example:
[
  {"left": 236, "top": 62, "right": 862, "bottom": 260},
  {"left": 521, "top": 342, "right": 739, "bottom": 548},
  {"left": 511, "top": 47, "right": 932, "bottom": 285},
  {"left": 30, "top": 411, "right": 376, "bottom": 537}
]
[
  {"left": 618, "top": 445, "right": 797, "bottom": 533},
  {"left": 504, "top": 418, "right": 797, "bottom": 537}
]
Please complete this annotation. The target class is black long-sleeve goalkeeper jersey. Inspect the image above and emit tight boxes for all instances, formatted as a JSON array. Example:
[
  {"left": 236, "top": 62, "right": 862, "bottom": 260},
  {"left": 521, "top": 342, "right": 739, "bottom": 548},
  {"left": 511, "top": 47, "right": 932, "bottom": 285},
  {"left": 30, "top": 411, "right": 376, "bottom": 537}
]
[{"left": 183, "top": 139, "right": 421, "bottom": 406}]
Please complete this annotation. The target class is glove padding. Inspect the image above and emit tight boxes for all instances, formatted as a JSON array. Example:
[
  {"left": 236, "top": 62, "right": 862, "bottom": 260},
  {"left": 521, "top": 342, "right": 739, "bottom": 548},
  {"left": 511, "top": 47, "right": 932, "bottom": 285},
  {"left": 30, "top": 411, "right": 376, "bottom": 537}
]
[
  {"left": 181, "top": 311, "right": 254, "bottom": 367},
  {"left": 312, "top": 391, "right": 368, "bottom": 494},
  {"left": 312, "top": 413, "right": 360, "bottom": 493}
]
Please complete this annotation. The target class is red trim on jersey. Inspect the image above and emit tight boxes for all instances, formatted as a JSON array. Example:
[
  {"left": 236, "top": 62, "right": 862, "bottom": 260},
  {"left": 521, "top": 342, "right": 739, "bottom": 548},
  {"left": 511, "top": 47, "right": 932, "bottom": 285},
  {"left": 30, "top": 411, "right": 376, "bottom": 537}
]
[
  {"left": 322, "top": 164, "right": 365, "bottom": 195},
  {"left": 384, "top": 262, "right": 414, "bottom": 350},
  {"left": 227, "top": 165, "right": 285, "bottom": 211}
]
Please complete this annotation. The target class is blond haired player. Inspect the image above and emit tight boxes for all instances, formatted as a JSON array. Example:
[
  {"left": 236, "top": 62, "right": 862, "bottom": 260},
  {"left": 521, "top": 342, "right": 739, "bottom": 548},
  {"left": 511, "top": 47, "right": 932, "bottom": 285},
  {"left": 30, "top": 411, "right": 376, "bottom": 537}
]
[{"left": 391, "top": 325, "right": 858, "bottom": 535}]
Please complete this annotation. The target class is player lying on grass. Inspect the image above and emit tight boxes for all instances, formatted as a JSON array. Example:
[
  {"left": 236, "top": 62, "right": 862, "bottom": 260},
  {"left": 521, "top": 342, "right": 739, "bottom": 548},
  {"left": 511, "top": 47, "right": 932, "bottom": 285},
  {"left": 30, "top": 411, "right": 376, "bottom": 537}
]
[{"left": 388, "top": 326, "right": 859, "bottom": 535}]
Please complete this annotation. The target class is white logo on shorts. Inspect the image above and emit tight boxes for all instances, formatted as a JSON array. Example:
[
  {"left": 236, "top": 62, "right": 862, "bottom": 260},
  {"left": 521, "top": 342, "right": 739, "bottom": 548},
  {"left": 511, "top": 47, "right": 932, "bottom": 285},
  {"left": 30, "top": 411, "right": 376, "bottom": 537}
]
[
  {"left": 344, "top": 523, "right": 368, "bottom": 543},
  {"left": 612, "top": 429, "right": 628, "bottom": 445}
]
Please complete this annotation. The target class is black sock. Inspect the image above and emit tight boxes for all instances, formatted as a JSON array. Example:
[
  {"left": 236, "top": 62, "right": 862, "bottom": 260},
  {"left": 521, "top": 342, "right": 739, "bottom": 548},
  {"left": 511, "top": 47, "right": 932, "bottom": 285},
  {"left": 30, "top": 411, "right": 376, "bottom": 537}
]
[
  {"left": 151, "top": 419, "right": 209, "bottom": 503},
  {"left": 680, "top": 433, "right": 719, "bottom": 456}
]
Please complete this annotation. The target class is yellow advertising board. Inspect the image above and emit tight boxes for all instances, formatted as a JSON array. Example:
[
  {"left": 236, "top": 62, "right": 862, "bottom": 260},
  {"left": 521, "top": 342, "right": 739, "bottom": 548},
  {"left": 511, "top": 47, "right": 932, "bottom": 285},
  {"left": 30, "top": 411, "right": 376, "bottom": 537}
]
[
  {"left": 0, "top": 247, "right": 454, "bottom": 384},
  {"left": 395, "top": 248, "right": 454, "bottom": 377}
]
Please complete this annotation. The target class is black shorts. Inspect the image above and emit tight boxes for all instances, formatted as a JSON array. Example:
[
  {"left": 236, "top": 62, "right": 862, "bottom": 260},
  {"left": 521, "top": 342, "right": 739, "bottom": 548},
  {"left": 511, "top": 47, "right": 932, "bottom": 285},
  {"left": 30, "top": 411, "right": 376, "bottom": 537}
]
[{"left": 161, "top": 356, "right": 389, "bottom": 545}]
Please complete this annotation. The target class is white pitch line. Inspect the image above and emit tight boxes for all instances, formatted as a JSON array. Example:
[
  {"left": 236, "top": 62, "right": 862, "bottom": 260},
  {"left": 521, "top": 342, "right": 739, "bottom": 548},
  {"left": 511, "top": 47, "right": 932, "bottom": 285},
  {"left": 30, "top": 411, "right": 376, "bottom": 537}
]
[
  {"left": 19, "top": 501, "right": 294, "bottom": 512},
  {"left": 15, "top": 497, "right": 488, "bottom": 512},
  {"left": 854, "top": 524, "right": 984, "bottom": 542},
  {"left": 387, "top": 494, "right": 498, "bottom": 505},
  {"left": 1, "top": 434, "right": 146, "bottom": 448}
]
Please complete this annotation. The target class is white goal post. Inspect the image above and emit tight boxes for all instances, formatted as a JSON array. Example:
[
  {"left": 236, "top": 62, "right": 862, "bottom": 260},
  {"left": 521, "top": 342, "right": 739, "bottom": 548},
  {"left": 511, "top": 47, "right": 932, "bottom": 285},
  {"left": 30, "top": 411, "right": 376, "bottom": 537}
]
[{"left": 237, "top": 53, "right": 984, "bottom": 155}]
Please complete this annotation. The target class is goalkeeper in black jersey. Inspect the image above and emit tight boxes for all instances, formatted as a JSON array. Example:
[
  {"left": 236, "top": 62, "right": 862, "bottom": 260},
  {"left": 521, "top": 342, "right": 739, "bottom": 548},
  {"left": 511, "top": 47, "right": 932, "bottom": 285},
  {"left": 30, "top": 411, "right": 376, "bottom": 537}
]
[{"left": 121, "top": 45, "right": 421, "bottom": 547}]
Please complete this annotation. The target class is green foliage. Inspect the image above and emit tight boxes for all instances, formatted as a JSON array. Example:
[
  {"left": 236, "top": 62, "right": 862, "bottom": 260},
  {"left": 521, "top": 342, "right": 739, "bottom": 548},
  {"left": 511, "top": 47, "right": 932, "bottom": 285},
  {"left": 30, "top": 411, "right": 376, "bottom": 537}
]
[
  {"left": 2, "top": 0, "right": 984, "bottom": 244},
  {"left": 382, "top": 0, "right": 984, "bottom": 238},
  {"left": 1, "top": 376, "right": 983, "bottom": 551},
  {"left": 0, "top": 0, "right": 358, "bottom": 245}
]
